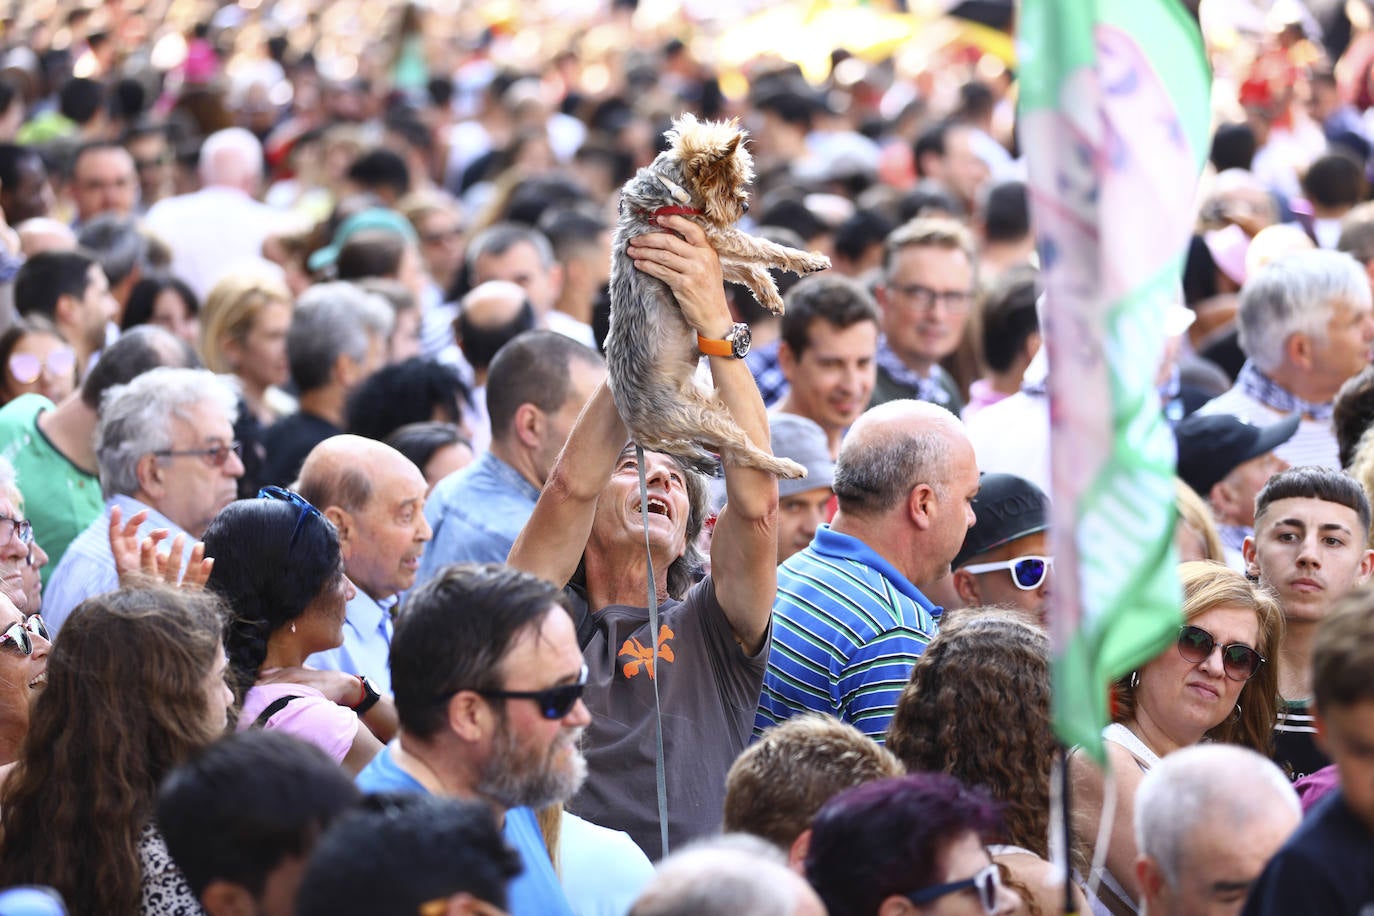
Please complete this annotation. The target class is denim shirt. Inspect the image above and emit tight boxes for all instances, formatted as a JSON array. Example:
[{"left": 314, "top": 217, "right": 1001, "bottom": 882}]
[{"left": 415, "top": 451, "right": 540, "bottom": 585}]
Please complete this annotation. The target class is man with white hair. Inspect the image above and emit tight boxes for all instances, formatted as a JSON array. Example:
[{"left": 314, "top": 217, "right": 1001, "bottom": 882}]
[
  {"left": 44, "top": 367, "right": 244, "bottom": 634},
  {"left": 262, "top": 282, "right": 393, "bottom": 486},
  {"left": 1197, "top": 249, "right": 1374, "bottom": 469},
  {"left": 144, "top": 127, "right": 286, "bottom": 299},
  {"left": 1135, "top": 744, "right": 1300, "bottom": 916}
]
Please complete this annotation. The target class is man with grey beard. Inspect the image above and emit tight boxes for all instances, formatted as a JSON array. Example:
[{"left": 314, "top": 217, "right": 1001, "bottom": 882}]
[{"left": 355, "top": 563, "right": 590, "bottom": 916}]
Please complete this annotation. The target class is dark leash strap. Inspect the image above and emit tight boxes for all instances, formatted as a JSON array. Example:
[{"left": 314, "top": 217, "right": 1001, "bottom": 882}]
[
  {"left": 636, "top": 444, "right": 671, "bottom": 858},
  {"left": 251, "top": 695, "right": 302, "bottom": 729}
]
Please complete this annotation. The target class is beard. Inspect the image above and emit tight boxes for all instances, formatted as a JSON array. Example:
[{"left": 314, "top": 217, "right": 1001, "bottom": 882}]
[{"left": 477, "top": 719, "right": 588, "bottom": 811}]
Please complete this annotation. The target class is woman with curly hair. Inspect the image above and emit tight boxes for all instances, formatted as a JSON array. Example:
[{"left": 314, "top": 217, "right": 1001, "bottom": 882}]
[
  {"left": 203, "top": 489, "right": 390, "bottom": 775},
  {"left": 886, "top": 611, "right": 1084, "bottom": 916},
  {"left": 1069, "top": 561, "right": 1283, "bottom": 915},
  {"left": 0, "top": 585, "right": 234, "bottom": 915}
]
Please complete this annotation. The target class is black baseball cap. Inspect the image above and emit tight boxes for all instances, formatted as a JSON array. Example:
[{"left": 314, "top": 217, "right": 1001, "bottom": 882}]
[
  {"left": 953, "top": 473, "right": 1050, "bottom": 570},
  {"left": 1174, "top": 412, "right": 1299, "bottom": 497}
]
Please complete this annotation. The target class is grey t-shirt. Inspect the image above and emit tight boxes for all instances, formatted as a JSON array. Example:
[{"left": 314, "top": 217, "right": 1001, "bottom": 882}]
[{"left": 566, "top": 575, "right": 769, "bottom": 860}]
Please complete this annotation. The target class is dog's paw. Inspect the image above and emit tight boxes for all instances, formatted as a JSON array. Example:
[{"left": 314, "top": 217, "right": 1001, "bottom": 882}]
[
  {"left": 753, "top": 286, "right": 786, "bottom": 316},
  {"left": 800, "top": 252, "right": 831, "bottom": 274}
]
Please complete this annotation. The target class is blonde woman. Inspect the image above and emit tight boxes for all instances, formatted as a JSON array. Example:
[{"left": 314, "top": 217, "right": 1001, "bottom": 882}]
[
  {"left": 1071, "top": 562, "right": 1283, "bottom": 915},
  {"left": 198, "top": 272, "right": 295, "bottom": 497}
]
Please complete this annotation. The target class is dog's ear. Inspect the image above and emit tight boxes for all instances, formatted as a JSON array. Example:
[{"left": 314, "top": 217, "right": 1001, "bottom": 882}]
[{"left": 721, "top": 134, "right": 739, "bottom": 158}]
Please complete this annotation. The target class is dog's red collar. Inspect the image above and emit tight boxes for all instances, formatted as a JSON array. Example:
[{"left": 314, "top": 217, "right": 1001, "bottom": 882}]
[
  {"left": 649, "top": 205, "right": 703, "bottom": 220},
  {"left": 651, "top": 205, "right": 703, "bottom": 218}
]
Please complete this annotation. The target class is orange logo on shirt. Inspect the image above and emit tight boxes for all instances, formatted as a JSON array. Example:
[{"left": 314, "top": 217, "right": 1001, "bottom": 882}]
[{"left": 619, "top": 624, "right": 675, "bottom": 680}]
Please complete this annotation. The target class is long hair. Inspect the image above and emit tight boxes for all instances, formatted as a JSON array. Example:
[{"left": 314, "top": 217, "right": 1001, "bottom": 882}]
[
  {"left": 0, "top": 586, "right": 228, "bottom": 916},
  {"left": 887, "top": 613, "right": 1054, "bottom": 859},
  {"left": 1113, "top": 561, "right": 1284, "bottom": 754},
  {"left": 204, "top": 498, "right": 343, "bottom": 694}
]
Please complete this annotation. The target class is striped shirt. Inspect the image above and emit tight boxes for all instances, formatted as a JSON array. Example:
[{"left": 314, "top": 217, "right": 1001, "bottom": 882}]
[
  {"left": 1195, "top": 373, "right": 1338, "bottom": 470},
  {"left": 755, "top": 525, "right": 941, "bottom": 742}
]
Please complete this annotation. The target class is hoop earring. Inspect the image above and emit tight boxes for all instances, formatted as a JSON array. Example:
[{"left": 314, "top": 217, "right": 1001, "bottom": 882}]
[
  {"left": 1231, "top": 703, "right": 1242, "bottom": 724},
  {"left": 1129, "top": 671, "right": 1139, "bottom": 689}
]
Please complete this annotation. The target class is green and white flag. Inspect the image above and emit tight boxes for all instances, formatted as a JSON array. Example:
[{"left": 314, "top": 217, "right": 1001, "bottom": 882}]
[{"left": 1019, "top": 0, "right": 1211, "bottom": 765}]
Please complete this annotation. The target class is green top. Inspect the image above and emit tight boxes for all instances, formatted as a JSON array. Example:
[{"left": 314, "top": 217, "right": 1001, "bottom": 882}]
[{"left": 0, "top": 394, "right": 103, "bottom": 586}]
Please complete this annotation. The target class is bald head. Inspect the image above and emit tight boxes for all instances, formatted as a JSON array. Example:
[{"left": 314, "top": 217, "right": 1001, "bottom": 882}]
[
  {"left": 457, "top": 280, "right": 536, "bottom": 375},
  {"left": 17, "top": 217, "right": 76, "bottom": 256},
  {"left": 297, "top": 434, "right": 431, "bottom": 600},
  {"left": 461, "top": 280, "right": 526, "bottom": 327},
  {"left": 297, "top": 434, "right": 415, "bottom": 512},
  {"left": 631, "top": 835, "right": 826, "bottom": 916},
  {"left": 199, "top": 128, "right": 264, "bottom": 194},
  {"left": 833, "top": 400, "right": 971, "bottom": 515},
  {"left": 1135, "top": 744, "right": 1299, "bottom": 915}
]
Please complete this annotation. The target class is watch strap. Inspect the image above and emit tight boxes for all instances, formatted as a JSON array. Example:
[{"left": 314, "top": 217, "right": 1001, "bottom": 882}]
[
  {"left": 351, "top": 676, "right": 382, "bottom": 716},
  {"left": 696, "top": 333, "right": 735, "bottom": 357}
]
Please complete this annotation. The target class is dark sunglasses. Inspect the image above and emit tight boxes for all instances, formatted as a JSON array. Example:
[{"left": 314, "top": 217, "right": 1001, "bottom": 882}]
[
  {"left": 0, "top": 616, "right": 46, "bottom": 655},
  {"left": 476, "top": 664, "right": 588, "bottom": 720},
  {"left": 154, "top": 441, "right": 242, "bottom": 468},
  {"left": 1177, "top": 625, "right": 1265, "bottom": 681},
  {"left": 258, "top": 486, "right": 324, "bottom": 553},
  {"left": 906, "top": 863, "right": 1001, "bottom": 913},
  {"left": 961, "top": 555, "right": 1053, "bottom": 590}
]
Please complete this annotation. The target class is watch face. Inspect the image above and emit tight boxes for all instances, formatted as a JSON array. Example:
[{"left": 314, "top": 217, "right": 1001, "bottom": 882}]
[{"left": 729, "top": 323, "right": 752, "bottom": 359}]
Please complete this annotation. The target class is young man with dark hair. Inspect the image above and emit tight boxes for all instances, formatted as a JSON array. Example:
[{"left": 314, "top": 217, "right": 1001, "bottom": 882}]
[
  {"left": 13, "top": 248, "right": 116, "bottom": 375},
  {"left": 774, "top": 274, "right": 880, "bottom": 458},
  {"left": 418, "top": 327, "right": 604, "bottom": 574},
  {"left": 965, "top": 265, "right": 1039, "bottom": 418},
  {"left": 1241, "top": 590, "right": 1374, "bottom": 913},
  {"left": 1244, "top": 466, "right": 1374, "bottom": 781},
  {"left": 156, "top": 731, "right": 360, "bottom": 916},
  {"left": 296, "top": 795, "right": 521, "bottom": 916}
]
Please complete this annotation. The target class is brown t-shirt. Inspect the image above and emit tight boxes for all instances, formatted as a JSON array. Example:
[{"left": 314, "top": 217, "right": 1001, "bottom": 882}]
[{"left": 566, "top": 575, "right": 770, "bottom": 860}]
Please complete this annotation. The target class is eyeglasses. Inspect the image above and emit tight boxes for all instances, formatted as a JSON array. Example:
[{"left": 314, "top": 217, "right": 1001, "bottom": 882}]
[
  {"left": 906, "top": 863, "right": 1002, "bottom": 913},
  {"left": 475, "top": 664, "right": 589, "bottom": 720},
  {"left": 420, "top": 226, "right": 462, "bottom": 245},
  {"left": 961, "top": 555, "right": 1053, "bottom": 590},
  {"left": 258, "top": 486, "right": 325, "bottom": 554},
  {"left": 1177, "top": 624, "right": 1265, "bottom": 681},
  {"left": 0, "top": 513, "right": 33, "bottom": 547},
  {"left": 886, "top": 281, "right": 975, "bottom": 313},
  {"left": 153, "top": 441, "right": 242, "bottom": 468},
  {"left": 8, "top": 348, "right": 76, "bottom": 385},
  {"left": 133, "top": 155, "right": 170, "bottom": 173}
]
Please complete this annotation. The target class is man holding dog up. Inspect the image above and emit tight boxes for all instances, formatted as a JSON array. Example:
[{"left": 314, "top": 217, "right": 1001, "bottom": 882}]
[{"left": 509, "top": 213, "right": 778, "bottom": 860}]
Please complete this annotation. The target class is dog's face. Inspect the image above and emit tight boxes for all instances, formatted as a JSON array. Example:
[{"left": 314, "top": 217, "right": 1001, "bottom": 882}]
[{"left": 663, "top": 113, "right": 754, "bottom": 226}]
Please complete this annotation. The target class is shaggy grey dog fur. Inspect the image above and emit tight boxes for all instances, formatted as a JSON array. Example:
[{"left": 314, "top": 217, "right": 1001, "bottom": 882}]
[{"left": 606, "top": 114, "right": 830, "bottom": 478}]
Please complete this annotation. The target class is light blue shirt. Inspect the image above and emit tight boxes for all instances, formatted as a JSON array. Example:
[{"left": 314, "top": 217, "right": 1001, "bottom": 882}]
[
  {"left": 356, "top": 745, "right": 575, "bottom": 916},
  {"left": 415, "top": 451, "right": 540, "bottom": 585},
  {"left": 306, "top": 587, "right": 396, "bottom": 693},
  {"left": 45, "top": 494, "right": 194, "bottom": 636}
]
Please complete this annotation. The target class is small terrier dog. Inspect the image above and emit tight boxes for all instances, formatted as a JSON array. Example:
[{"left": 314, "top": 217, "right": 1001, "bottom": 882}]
[{"left": 606, "top": 113, "right": 830, "bottom": 479}]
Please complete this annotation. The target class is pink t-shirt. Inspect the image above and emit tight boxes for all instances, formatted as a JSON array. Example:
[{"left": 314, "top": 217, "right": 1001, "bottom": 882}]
[{"left": 237, "top": 682, "right": 357, "bottom": 763}]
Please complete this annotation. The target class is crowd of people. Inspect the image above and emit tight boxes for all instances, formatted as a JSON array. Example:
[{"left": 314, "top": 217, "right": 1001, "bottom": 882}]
[{"left": 0, "top": 0, "right": 1373, "bottom": 913}]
